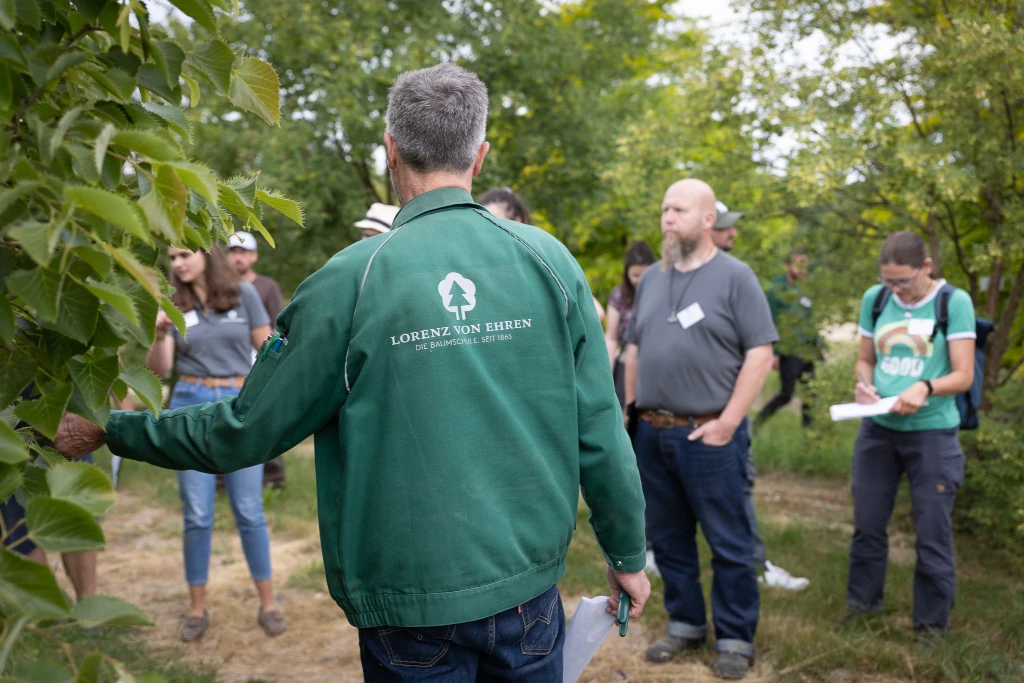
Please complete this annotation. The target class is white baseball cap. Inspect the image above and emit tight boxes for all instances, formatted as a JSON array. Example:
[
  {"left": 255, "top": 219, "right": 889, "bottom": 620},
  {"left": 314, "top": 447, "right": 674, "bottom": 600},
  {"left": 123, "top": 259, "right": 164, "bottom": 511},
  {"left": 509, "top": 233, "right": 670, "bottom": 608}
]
[
  {"left": 714, "top": 200, "right": 744, "bottom": 229},
  {"left": 228, "top": 231, "right": 258, "bottom": 251},
  {"left": 354, "top": 203, "right": 401, "bottom": 233}
]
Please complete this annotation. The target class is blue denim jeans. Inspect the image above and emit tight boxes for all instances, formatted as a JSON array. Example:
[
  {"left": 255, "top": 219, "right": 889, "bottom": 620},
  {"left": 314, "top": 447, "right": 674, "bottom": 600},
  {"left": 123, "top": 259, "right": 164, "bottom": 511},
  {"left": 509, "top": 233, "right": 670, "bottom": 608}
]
[
  {"left": 358, "top": 584, "right": 565, "bottom": 682},
  {"left": 634, "top": 418, "right": 759, "bottom": 656},
  {"left": 170, "top": 380, "right": 272, "bottom": 585}
]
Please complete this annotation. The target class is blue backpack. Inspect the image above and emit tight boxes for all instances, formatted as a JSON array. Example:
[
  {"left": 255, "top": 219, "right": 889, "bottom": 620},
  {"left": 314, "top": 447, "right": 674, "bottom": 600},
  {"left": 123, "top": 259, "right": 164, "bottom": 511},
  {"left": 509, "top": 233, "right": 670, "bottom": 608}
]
[{"left": 871, "top": 283, "right": 993, "bottom": 430}]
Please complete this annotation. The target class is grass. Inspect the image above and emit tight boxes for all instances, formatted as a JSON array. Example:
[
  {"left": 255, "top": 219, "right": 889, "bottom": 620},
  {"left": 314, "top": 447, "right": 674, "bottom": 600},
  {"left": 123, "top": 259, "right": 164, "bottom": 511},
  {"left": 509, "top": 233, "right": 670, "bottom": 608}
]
[{"left": 87, "top": 402, "right": 1024, "bottom": 682}]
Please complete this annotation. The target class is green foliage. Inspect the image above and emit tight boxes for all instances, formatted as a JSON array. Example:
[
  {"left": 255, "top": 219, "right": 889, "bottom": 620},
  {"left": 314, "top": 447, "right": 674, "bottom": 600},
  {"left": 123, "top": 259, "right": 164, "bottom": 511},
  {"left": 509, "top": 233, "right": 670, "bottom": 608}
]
[
  {"left": 956, "top": 382, "right": 1024, "bottom": 572},
  {"left": 1, "top": 0, "right": 296, "bottom": 678}
]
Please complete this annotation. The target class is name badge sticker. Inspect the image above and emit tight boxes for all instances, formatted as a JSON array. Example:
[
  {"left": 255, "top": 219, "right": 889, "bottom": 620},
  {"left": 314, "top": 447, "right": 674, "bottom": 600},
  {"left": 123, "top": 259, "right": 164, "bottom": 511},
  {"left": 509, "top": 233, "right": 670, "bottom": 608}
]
[
  {"left": 676, "top": 302, "right": 705, "bottom": 329},
  {"left": 183, "top": 310, "right": 200, "bottom": 328},
  {"left": 907, "top": 318, "right": 935, "bottom": 337}
]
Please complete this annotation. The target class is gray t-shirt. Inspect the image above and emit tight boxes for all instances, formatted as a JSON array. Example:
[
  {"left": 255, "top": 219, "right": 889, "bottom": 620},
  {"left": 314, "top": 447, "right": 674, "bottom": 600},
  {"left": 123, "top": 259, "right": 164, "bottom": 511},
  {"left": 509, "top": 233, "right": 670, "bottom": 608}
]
[
  {"left": 624, "top": 251, "right": 778, "bottom": 415},
  {"left": 172, "top": 282, "right": 269, "bottom": 377}
]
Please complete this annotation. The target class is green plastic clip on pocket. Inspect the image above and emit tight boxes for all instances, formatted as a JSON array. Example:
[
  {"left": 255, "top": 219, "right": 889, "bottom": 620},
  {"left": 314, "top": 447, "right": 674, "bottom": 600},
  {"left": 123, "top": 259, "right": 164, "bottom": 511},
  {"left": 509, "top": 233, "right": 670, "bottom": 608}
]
[{"left": 617, "top": 588, "right": 630, "bottom": 637}]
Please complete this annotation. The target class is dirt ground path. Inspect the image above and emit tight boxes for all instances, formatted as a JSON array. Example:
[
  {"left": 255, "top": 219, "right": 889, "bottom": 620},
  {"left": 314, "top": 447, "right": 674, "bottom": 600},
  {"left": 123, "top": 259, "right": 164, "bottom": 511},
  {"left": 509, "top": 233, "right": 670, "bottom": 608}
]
[{"left": 67, "top": 472, "right": 855, "bottom": 683}]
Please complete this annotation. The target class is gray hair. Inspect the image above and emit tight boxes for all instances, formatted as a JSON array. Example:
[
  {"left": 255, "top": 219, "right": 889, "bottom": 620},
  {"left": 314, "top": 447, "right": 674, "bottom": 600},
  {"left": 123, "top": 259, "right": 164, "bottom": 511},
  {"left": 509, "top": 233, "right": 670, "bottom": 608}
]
[{"left": 385, "top": 63, "right": 489, "bottom": 174}]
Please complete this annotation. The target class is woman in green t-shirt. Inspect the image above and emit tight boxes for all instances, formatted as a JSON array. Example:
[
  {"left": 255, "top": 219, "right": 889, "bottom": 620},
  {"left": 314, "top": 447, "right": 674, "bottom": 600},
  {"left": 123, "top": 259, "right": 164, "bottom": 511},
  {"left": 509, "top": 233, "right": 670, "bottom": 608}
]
[{"left": 844, "top": 231, "right": 975, "bottom": 639}]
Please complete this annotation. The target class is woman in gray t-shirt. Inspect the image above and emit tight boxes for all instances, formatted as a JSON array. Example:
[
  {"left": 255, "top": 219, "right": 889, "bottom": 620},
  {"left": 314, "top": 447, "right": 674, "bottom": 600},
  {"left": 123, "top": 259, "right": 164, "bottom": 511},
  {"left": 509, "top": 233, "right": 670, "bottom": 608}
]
[{"left": 146, "top": 245, "right": 286, "bottom": 642}]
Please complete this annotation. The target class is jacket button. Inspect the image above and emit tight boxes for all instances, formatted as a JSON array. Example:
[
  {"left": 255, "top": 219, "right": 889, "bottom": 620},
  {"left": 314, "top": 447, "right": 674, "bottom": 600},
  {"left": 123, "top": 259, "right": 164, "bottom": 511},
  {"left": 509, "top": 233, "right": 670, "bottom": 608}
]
[{"left": 616, "top": 561, "right": 622, "bottom": 567}]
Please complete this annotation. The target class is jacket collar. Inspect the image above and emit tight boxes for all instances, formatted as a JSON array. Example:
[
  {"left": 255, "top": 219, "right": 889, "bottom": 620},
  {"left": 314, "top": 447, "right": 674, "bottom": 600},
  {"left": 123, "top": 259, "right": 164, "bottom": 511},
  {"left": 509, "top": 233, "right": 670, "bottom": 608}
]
[{"left": 392, "top": 187, "right": 481, "bottom": 230}]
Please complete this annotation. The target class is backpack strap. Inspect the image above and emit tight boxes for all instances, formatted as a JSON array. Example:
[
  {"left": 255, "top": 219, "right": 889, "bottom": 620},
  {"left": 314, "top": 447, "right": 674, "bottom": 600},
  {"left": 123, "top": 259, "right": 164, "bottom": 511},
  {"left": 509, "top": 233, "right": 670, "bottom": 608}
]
[
  {"left": 933, "top": 283, "right": 956, "bottom": 342},
  {"left": 871, "top": 286, "right": 892, "bottom": 330}
]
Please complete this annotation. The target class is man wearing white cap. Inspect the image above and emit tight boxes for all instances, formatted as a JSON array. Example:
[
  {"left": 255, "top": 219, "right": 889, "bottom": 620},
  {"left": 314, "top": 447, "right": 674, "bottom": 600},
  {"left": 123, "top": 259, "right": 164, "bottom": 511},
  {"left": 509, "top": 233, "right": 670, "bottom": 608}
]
[
  {"left": 228, "top": 230, "right": 287, "bottom": 488},
  {"left": 355, "top": 202, "right": 401, "bottom": 240}
]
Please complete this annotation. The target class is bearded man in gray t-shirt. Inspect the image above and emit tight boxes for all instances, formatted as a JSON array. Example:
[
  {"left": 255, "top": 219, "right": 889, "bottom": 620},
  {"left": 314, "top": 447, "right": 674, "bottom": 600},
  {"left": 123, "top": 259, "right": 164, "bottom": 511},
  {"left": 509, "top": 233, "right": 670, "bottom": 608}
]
[{"left": 623, "top": 179, "right": 777, "bottom": 681}]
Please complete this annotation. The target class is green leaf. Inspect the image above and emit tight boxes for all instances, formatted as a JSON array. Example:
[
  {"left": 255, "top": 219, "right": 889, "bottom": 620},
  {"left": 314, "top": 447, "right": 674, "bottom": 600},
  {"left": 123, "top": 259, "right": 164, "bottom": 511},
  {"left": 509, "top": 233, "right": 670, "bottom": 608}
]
[
  {"left": 168, "top": 0, "right": 216, "bottom": 32},
  {"left": 73, "top": 595, "right": 152, "bottom": 628},
  {"left": 73, "top": 244, "right": 113, "bottom": 278},
  {"left": 67, "top": 385, "right": 110, "bottom": 427},
  {"left": 183, "top": 222, "right": 211, "bottom": 251},
  {"left": 0, "top": 0, "right": 14, "bottom": 31},
  {"left": 0, "top": 180, "right": 40, "bottom": 215},
  {"left": 136, "top": 64, "right": 182, "bottom": 104},
  {"left": 77, "top": 653, "right": 103, "bottom": 683},
  {"left": 0, "top": 420, "right": 28, "bottom": 464},
  {"left": 84, "top": 66, "right": 136, "bottom": 101},
  {"left": 112, "top": 128, "right": 183, "bottom": 162},
  {"left": 149, "top": 40, "right": 185, "bottom": 89},
  {"left": 225, "top": 173, "right": 258, "bottom": 206},
  {"left": 0, "top": 462, "right": 21, "bottom": 501},
  {"left": 218, "top": 182, "right": 275, "bottom": 247},
  {"left": 0, "top": 545, "right": 72, "bottom": 619},
  {"left": 13, "top": 0, "right": 40, "bottom": 30},
  {"left": 0, "top": 64, "right": 12, "bottom": 111},
  {"left": 67, "top": 185, "right": 151, "bottom": 244},
  {"left": 68, "top": 354, "right": 119, "bottom": 411},
  {"left": 0, "top": 352, "right": 35, "bottom": 408},
  {"left": 159, "top": 297, "right": 187, "bottom": 337},
  {"left": 92, "top": 312, "right": 129, "bottom": 348},
  {"left": 119, "top": 366, "right": 162, "bottom": 415},
  {"left": 13, "top": 383, "right": 73, "bottom": 440},
  {"left": 228, "top": 56, "right": 281, "bottom": 126},
  {"left": 185, "top": 40, "right": 233, "bottom": 95},
  {"left": 107, "top": 247, "right": 160, "bottom": 300},
  {"left": 13, "top": 661, "right": 75, "bottom": 683},
  {"left": 181, "top": 73, "right": 200, "bottom": 107},
  {"left": 52, "top": 277, "right": 100, "bottom": 344},
  {"left": 46, "top": 51, "right": 90, "bottom": 84},
  {"left": 20, "top": 463, "right": 49, "bottom": 499},
  {"left": 6, "top": 266, "right": 60, "bottom": 321},
  {"left": 46, "top": 105, "right": 83, "bottom": 162},
  {"left": 94, "top": 122, "right": 116, "bottom": 176},
  {"left": 73, "top": 0, "right": 108, "bottom": 20},
  {"left": 0, "top": 295, "right": 13, "bottom": 345},
  {"left": 47, "top": 461, "right": 115, "bottom": 516},
  {"left": 141, "top": 102, "right": 192, "bottom": 141},
  {"left": 165, "top": 160, "right": 217, "bottom": 205},
  {"left": 84, "top": 279, "right": 138, "bottom": 324},
  {"left": 256, "top": 189, "right": 304, "bottom": 227},
  {"left": 8, "top": 221, "right": 55, "bottom": 265},
  {"left": 26, "top": 497, "right": 105, "bottom": 552},
  {"left": 139, "top": 163, "right": 187, "bottom": 241},
  {"left": 33, "top": 445, "right": 65, "bottom": 469}
]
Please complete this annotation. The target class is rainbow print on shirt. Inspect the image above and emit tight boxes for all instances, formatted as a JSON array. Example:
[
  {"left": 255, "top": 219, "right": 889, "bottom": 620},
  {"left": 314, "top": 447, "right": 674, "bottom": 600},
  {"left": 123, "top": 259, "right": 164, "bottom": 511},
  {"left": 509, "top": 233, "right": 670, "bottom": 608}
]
[{"left": 875, "top": 320, "right": 934, "bottom": 378}]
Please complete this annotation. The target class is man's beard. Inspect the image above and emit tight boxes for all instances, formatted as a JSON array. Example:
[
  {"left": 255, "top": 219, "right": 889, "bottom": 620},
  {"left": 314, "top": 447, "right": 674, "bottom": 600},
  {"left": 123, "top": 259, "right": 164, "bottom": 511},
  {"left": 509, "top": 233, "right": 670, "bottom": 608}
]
[{"left": 662, "top": 231, "right": 700, "bottom": 267}]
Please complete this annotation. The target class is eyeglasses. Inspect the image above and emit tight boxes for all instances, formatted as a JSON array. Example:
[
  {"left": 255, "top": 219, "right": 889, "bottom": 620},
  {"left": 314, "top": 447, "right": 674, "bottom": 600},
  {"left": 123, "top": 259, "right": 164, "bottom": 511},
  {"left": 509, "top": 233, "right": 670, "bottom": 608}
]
[{"left": 878, "top": 269, "right": 920, "bottom": 289}]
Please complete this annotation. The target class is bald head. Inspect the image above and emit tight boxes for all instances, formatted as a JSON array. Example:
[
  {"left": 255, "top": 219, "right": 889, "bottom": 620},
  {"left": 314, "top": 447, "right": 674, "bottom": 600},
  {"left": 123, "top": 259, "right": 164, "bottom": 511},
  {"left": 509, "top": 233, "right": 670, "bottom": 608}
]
[{"left": 660, "top": 179, "right": 718, "bottom": 265}]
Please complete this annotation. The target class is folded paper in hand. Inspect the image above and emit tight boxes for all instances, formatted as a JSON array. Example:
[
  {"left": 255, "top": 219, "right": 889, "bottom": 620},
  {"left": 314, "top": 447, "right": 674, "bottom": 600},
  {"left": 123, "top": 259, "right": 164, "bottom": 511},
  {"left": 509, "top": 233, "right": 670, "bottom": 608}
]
[
  {"left": 563, "top": 596, "right": 617, "bottom": 683},
  {"left": 829, "top": 396, "right": 899, "bottom": 422}
]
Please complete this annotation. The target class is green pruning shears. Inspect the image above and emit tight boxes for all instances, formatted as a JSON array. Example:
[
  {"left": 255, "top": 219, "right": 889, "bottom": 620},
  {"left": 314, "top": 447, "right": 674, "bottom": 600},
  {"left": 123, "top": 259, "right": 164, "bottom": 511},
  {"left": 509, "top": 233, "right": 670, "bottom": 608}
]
[{"left": 617, "top": 588, "right": 630, "bottom": 637}]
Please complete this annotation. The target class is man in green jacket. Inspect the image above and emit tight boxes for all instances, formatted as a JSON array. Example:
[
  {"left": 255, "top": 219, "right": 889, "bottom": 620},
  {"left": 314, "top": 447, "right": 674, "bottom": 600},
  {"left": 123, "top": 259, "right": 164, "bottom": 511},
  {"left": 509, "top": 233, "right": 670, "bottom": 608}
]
[{"left": 55, "top": 63, "right": 650, "bottom": 681}]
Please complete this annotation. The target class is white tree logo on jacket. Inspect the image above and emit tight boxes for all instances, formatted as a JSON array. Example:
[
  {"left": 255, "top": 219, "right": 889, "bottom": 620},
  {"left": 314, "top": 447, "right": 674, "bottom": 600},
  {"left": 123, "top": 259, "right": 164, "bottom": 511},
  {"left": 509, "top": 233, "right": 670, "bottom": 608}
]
[{"left": 438, "top": 273, "right": 477, "bottom": 320}]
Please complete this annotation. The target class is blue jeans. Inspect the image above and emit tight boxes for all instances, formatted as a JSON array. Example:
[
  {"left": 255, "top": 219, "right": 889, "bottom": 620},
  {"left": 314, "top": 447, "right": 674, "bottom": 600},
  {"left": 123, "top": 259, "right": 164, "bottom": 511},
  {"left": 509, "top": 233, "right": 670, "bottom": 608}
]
[
  {"left": 634, "top": 418, "right": 759, "bottom": 656},
  {"left": 358, "top": 584, "right": 565, "bottom": 682},
  {"left": 170, "top": 380, "right": 272, "bottom": 585}
]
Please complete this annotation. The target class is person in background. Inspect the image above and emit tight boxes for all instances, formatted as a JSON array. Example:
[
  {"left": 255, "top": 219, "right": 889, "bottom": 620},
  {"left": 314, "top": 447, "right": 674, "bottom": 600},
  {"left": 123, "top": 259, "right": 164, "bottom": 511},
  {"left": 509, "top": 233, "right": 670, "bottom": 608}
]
[
  {"left": 710, "top": 200, "right": 743, "bottom": 252},
  {"left": 623, "top": 179, "right": 775, "bottom": 679},
  {"left": 605, "top": 240, "right": 656, "bottom": 406},
  {"left": 355, "top": 202, "right": 401, "bottom": 240},
  {"left": 758, "top": 248, "right": 819, "bottom": 428},
  {"left": 479, "top": 186, "right": 607, "bottom": 321},
  {"left": 147, "top": 245, "right": 284, "bottom": 642},
  {"left": 227, "top": 230, "right": 287, "bottom": 489},
  {"left": 708, "top": 202, "right": 811, "bottom": 592},
  {"left": 844, "top": 231, "right": 974, "bottom": 642}
]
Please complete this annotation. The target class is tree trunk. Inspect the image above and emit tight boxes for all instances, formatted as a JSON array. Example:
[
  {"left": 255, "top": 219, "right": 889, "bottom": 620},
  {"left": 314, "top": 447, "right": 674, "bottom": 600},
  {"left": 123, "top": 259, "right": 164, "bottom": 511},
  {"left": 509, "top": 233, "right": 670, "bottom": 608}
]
[
  {"left": 985, "top": 258, "right": 1003, "bottom": 320},
  {"left": 983, "top": 261, "right": 1024, "bottom": 392},
  {"left": 925, "top": 213, "right": 942, "bottom": 278}
]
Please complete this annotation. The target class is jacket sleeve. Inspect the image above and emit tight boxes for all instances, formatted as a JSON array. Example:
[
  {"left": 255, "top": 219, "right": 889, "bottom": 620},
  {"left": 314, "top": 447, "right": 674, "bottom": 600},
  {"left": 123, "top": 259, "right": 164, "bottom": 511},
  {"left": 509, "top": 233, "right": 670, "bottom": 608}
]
[
  {"left": 105, "top": 254, "right": 358, "bottom": 473},
  {"left": 562, "top": 252, "right": 647, "bottom": 573}
]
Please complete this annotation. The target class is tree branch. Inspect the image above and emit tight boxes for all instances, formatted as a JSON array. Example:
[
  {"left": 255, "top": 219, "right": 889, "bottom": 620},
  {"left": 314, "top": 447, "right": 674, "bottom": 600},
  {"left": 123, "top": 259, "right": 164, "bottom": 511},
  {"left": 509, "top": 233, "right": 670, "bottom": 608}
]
[{"left": 996, "top": 353, "right": 1024, "bottom": 388}]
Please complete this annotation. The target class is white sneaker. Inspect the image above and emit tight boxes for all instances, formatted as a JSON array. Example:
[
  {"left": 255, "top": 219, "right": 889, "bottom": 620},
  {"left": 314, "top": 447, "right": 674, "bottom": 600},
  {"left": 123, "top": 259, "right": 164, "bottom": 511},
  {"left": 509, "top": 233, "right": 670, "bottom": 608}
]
[
  {"left": 645, "top": 549, "right": 661, "bottom": 577},
  {"left": 759, "top": 560, "right": 810, "bottom": 591}
]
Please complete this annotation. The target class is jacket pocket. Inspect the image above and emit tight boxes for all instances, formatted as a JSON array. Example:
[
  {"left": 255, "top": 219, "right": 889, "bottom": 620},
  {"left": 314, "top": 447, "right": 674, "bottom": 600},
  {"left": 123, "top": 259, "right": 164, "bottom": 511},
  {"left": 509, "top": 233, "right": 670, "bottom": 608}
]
[
  {"left": 234, "top": 348, "right": 281, "bottom": 422},
  {"left": 520, "top": 586, "right": 562, "bottom": 656},
  {"left": 377, "top": 625, "right": 455, "bottom": 668}
]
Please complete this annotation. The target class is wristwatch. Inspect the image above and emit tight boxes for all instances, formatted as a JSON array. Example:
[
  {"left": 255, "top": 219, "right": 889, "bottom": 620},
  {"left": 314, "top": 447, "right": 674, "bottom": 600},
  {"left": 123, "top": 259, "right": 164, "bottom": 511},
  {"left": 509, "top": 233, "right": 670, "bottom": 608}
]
[{"left": 921, "top": 379, "right": 934, "bottom": 396}]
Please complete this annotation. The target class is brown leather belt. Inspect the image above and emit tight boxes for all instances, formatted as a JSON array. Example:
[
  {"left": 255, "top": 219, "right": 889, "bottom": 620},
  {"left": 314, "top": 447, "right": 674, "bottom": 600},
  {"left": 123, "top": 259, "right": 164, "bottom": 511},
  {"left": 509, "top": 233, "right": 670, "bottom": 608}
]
[
  {"left": 179, "top": 375, "right": 246, "bottom": 388},
  {"left": 640, "top": 409, "right": 721, "bottom": 429}
]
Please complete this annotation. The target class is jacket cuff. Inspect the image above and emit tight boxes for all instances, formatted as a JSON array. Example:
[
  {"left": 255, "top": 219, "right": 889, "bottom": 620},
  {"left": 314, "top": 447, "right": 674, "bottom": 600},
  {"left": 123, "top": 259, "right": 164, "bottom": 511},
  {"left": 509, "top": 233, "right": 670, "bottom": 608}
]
[
  {"left": 104, "top": 410, "right": 127, "bottom": 456},
  {"left": 604, "top": 548, "right": 647, "bottom": 574}
]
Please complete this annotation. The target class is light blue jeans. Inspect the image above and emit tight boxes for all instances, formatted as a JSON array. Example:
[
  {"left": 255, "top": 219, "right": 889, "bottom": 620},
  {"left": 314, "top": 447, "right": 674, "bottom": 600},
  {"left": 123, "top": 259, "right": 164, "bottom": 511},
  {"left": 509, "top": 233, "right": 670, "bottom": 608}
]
[{"left": 170, "top": 380, "right": 272, "bottom": 585}]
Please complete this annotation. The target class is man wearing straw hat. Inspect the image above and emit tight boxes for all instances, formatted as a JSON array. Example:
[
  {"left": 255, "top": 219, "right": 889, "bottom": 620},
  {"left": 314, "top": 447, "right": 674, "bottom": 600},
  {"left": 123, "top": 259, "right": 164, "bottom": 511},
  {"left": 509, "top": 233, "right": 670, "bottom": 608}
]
[
  {"left": 355, "top": 202, "right": 400, "bottom": 240},
  {"left": 56, "top": 63, "right": 650, "bottom": 681}
]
